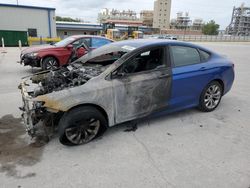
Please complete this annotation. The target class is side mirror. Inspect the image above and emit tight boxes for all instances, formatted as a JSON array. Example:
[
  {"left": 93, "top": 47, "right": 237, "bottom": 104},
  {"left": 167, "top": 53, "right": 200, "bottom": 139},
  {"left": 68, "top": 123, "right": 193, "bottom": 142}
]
[
  {"left": 155, "top": 65, "right": 166, "bottom": 70},
  {"left": 111, "top": 71, "right": 125, "bottom": 79},
  {"left": 67, "top": 44, "right": 73, "bottom": 49}
]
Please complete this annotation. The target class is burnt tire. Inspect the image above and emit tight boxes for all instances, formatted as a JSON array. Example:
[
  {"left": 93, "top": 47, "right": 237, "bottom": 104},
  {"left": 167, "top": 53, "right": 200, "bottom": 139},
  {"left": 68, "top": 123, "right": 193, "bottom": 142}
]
[
  {"left": 42, "top": 57, "right": 59, "bottom": 70},
  {"left": 58, "top": 106, "right": 108, "bottom": 146},
  {"left": 198, "top": 81, "right": 223, "bottom": 112}
]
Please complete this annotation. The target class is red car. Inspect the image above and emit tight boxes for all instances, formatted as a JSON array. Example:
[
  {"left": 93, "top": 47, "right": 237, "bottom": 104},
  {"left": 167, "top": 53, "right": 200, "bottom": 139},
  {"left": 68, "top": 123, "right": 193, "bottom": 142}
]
[{"left": 20, "top": 35, "right": 113, "bottom": 70}]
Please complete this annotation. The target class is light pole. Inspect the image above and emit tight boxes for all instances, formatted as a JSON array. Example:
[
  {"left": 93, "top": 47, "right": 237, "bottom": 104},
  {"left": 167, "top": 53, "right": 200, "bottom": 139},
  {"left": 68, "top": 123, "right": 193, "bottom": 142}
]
[
  {"left": 17, "top": 0, "right": 19, "bottom": 5},
  {"left": 184, "top": 26, "right": 187, "bottom": 41}
]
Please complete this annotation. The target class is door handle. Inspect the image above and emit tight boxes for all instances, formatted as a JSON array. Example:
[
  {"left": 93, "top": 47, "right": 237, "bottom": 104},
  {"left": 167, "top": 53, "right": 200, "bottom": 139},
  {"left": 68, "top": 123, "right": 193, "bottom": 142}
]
[
  {"left": 199, "top": 67, "right": 206, "bottom": 71},
  {"left": 157, "top": 74, "right": 170, "bottom": 78}
]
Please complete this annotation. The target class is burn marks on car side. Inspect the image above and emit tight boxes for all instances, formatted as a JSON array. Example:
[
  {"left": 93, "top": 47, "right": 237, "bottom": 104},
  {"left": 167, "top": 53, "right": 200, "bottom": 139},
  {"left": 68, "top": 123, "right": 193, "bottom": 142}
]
[{"left": 112, "top": 70, "right": 172, "bottom": 124}]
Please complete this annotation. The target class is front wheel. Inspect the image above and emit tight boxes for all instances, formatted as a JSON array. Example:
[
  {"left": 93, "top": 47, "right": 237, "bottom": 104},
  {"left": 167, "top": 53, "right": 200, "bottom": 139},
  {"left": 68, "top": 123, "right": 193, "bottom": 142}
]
[
  {"left": 42, "top": 57, "right": 59, "bottom": 70},
  {"left": 58, "top": 106, "right": 108, "bottom": 146},
  {"left": 198, "top": 81, "right": 223, "bottom": 112}
]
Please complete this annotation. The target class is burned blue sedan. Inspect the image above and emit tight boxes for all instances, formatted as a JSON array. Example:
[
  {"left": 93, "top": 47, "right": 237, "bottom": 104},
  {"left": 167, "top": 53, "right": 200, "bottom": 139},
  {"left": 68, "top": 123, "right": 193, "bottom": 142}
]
[{"left": 19, "top": 39, "right": 235, "bottom": 145}]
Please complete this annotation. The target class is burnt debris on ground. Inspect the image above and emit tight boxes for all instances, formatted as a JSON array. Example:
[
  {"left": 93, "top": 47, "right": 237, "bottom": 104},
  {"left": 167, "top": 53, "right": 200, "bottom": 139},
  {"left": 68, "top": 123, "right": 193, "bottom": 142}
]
[
  {"left": 124, "top": 121, "right": 138, "bottom": 132},
  {"left": 0, "top": 114, "right": 46, "bottom": 179}
]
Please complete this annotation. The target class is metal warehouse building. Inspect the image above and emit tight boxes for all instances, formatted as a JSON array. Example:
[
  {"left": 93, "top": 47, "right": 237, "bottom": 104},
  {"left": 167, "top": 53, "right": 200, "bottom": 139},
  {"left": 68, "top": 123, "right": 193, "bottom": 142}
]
[
  {"left": 56, "top": 22, "right": 102, "bottom": 39},
  {"left": 0, "top": 3, "right": 56, "bottom": 46},
  {"left": 56, "top": 21, "right": 154, "bottom": 39}
]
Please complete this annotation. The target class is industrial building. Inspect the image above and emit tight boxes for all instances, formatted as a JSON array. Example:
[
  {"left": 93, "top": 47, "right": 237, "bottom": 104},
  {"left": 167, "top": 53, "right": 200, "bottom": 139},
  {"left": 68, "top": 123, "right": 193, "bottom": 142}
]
[
  {"left": 169, "top": 12, "right": 204, "bottom": 35},
  {"left": 140, "top": 10, "right": 154, "bottom": 27},
  {"left": 227, "top": 4, "right": 250, "bottom": 36},
  {"left": 56, "top": 21, "right": 153, "bottom": 38},
  {"left": 153, "top": 0, "right": 172, "bottom": 29},
  {"left": 0, "top": 3, "right": 56, "bottom": 46},
  {"left": 192, "top": 19, "right": 204, "bottom": 31},
  {"left": 98, "top": 9, "right": 143, "bottom": 26},
  {"left": 170, "top": 12, "right": 192, "bottom": 29},
  {"left": 56, "top": 22, "right": 101, "bottom": 38},
  {"left": 170, "top": 12, "right": 203, "bottom": 31},
  {"left": 161, "top": 12, "right": 203, "bottom": 35}
]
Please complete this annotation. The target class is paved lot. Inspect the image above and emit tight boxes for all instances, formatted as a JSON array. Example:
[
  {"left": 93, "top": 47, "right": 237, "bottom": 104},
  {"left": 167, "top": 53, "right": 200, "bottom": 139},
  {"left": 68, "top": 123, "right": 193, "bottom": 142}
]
[{"left": 0, "top": 43, "right": 250, "bottom": 188}]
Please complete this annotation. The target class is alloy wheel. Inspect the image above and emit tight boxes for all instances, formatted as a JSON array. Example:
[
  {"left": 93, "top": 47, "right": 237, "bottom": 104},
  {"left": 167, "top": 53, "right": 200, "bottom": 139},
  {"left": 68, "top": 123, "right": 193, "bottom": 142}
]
[
  {"left": 65, "top": 118, "right": 100, "bottom": 145},
  {"left": 204, "top": 85, "right": 222, "bottom": 109},
  {"left": 46, "top": 59, "right": 58, "bottom": 70}
]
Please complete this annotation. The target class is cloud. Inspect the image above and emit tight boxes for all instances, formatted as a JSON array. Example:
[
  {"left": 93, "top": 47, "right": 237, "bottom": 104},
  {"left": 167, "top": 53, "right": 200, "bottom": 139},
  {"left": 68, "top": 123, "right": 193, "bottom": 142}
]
[
  {"left": 52, "top": 0, "right": 153, "bottom": 22},
  {"left": 0, "top": 0, "right": 248, "bottom": 28},
  {"left": 58, "top": 0, "right": 110, "bottom": 10}
]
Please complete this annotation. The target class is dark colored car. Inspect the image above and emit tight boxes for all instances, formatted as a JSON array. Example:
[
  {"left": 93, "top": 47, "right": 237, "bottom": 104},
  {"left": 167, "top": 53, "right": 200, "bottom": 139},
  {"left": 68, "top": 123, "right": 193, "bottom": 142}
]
[
  {"left": 19, "top": 39, "right": 234, "bottom": 146},
  {"left": 163, "top": 35, "right": 177, "bottom": 40},
  {"left": 150, "top": 35, "right": 177, "bottom": 40},
  {"left": 19, "top": 35, "right": 113, "bottom": 70}
]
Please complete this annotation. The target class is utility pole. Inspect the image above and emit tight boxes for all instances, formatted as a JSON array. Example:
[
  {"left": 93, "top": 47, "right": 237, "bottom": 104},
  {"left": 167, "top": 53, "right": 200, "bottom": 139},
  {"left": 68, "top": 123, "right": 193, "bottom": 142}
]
[{"left": 17, "top": 0, "right": 19, "bottom": 5}]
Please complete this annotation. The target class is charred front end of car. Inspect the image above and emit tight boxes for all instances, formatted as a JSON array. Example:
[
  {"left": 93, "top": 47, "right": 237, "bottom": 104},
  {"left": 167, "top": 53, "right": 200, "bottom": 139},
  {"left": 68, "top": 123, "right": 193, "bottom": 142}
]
[
  {"left": 19, "top": 73, "right": 62, "bottom": 137},
  {"left": 19, "top": 63, "right": 105, "bottom": 137},
  {"left": 18, "top": 89, "right": 53, "bottom": 137}
]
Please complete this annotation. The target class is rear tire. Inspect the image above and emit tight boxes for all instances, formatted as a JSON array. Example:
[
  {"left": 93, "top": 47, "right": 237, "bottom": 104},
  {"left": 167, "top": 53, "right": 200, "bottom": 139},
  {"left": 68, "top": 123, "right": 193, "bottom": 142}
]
[
  {"left": 58, "top": 106, "right": 108, "bottom": 146},
  {"left": 198, "top": 81, "right": 223, "bottom": 112},
  {"left": 42, "top": 57, "right": 59, "bottom": 70}
]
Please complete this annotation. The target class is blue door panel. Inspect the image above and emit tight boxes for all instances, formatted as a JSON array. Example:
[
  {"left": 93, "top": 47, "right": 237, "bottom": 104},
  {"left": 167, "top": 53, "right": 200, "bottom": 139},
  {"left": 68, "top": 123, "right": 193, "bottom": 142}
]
[{"left": 169, "top": 61, "right": 220, "bottom": 108}]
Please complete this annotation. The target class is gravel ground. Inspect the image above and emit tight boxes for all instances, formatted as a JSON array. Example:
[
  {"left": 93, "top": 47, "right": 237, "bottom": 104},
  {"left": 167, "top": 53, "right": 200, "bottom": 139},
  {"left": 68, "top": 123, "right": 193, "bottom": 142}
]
[{"left": 0, "top": 42, "right": 250, "bottom": 188}]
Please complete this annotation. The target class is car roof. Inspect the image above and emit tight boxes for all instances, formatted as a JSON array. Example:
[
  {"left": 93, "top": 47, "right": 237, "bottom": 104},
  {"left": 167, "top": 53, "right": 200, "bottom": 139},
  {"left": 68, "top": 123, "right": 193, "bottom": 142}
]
[
  {"left": 109, "top": 39, "right": 213, "bottom": 53},
  {"left": 70, "top": 35, "right": 112, "bottom": 40}
]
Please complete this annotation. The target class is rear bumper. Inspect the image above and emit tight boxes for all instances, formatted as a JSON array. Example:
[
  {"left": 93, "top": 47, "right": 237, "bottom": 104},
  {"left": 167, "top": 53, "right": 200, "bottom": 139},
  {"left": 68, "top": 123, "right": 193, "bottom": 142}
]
[{"left": 223, "top": 66, "right": 235, "bottom": 95}]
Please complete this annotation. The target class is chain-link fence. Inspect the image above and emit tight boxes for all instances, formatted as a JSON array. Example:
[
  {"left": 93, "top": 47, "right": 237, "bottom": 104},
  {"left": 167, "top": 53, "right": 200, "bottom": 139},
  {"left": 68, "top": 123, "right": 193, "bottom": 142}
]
[
  {"left": 176, "top": 35, "right": 250, "bottom": 42},
  {"left": 145, "top": 35, "right": 250, "bottom": 42}
]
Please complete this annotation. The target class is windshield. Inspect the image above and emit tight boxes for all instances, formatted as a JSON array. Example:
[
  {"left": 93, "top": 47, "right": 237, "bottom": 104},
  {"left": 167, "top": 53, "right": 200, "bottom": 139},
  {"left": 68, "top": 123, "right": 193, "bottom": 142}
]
[
  {"left": 75, "top": 42, "right": 137, "bottom": 64},
  {"left": 54, "top": 37, "right": 76, "bottom": 47}
]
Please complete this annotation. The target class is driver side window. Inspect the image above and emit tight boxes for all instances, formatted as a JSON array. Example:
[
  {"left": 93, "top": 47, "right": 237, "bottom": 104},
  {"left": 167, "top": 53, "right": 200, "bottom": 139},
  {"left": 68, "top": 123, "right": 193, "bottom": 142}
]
[
  {"left": 121, "top": 48, "right": 164, "bottom": 74},
  {"left": 72, "top": 39, "right": 83, "bottom": 48},
  {"left": 72, "top": 38, "right": 89, "bottom": 48}
]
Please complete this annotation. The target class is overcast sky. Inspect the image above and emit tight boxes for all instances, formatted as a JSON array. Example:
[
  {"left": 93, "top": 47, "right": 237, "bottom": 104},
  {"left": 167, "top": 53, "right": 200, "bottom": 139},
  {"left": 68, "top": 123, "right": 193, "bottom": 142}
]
[{"left": 0, "top": 0, "right": 248, "bottom": 29}]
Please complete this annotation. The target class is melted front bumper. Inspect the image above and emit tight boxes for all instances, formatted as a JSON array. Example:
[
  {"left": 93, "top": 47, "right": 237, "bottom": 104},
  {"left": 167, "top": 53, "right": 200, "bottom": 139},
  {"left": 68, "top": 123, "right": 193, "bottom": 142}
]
[
  {"left": 19, "top": 80, "right": 37, "bottom": 136},
  {"left": 19, "top": 79, "right": 47, "bottom": 137}
]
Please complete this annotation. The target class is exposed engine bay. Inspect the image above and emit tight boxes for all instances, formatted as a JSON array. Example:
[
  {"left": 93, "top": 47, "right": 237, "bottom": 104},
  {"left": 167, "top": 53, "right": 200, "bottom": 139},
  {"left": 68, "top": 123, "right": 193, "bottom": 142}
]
[
  {"left": 27, "top": 63, "right": 108, "bottom": 97},
  {"left": 19, "top": 45, "right": 128, "bottom": 140},
  {"left": 19, "top": 62, "right": 110, "bottom": 138}
]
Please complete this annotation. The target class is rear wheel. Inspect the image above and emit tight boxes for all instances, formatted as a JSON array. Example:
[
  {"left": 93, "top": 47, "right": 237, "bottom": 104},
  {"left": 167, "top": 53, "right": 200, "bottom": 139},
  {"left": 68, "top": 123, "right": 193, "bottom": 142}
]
[
  {"left": 42, "top": 57, "right": 59, "bottom": 70},
  {"left": 198, "top": 81, "right": 223, "bottom": 112},
  {"left": 58, "top": 106, "right": 108, "bottom": 146}
]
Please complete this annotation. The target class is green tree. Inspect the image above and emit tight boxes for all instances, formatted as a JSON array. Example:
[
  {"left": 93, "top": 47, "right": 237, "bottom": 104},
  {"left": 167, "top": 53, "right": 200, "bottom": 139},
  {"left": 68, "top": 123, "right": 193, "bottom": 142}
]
[
  {"left": 202, "top": 20, "right": 220, "bottom": 35},
  {"left": 56, "top": 16, "right": 81, "bottom": 22}
]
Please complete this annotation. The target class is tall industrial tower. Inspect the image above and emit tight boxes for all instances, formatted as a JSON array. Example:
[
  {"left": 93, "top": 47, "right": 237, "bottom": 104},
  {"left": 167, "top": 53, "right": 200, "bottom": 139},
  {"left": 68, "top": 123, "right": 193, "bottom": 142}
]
[
  {"left": 227, "top": 3, "right": 250, "bottom": 36},
  {"left": 153, "top": 0, "right": 172, "bottom": 29}
]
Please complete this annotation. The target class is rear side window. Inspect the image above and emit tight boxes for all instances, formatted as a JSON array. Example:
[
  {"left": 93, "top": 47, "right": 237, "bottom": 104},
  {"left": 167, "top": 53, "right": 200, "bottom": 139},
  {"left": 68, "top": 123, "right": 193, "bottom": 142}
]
[
  {"left": 91, "top": 38, "right": 111, "bottom": 48},
  {"left": 170, "top": 46, "right": 200, "bottom": 67},
  {"left": 199, "top": 49, "right": 211, "bottom": 62}
]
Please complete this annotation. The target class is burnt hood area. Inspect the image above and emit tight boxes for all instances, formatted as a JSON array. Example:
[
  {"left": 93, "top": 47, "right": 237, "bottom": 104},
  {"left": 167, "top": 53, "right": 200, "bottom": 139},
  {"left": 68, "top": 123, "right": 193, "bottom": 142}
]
[{"left": 24, "top": 63, "right": 108, "bottom": 97}]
